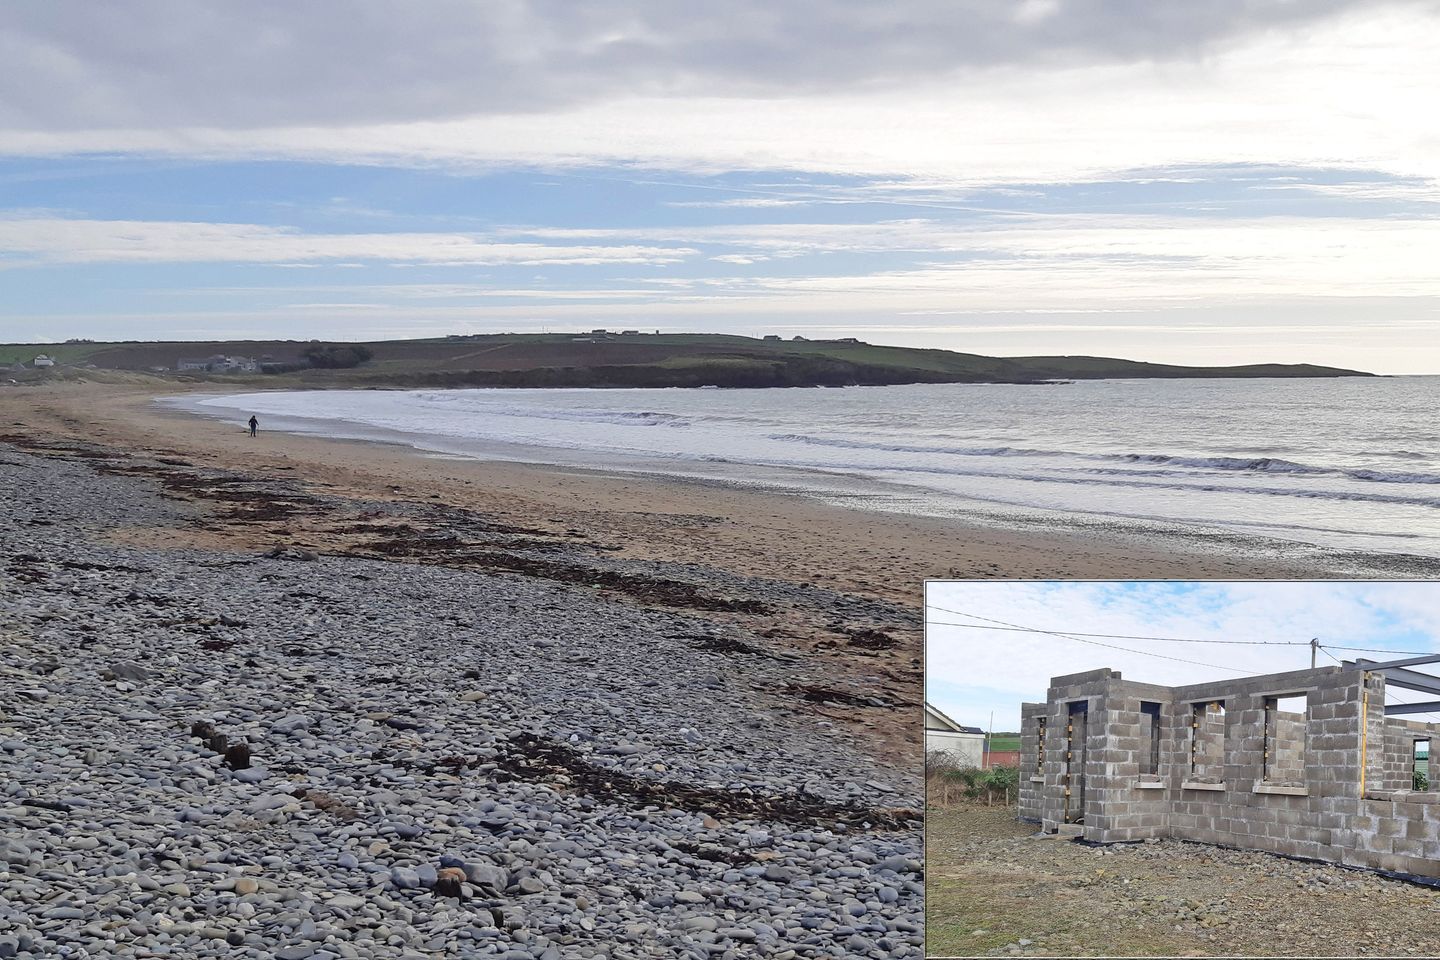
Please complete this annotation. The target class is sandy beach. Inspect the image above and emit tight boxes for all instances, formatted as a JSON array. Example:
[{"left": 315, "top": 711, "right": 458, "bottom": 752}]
[{"left": 4, "top": 382, "right": 1353, "bottom": 589}]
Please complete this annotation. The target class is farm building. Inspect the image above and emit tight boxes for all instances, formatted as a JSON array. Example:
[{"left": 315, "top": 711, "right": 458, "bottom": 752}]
[
  {"left": 31, "top": 355, "right": 55, "bottom": 368},
  {"left": 1020, "top": 656, "right": 1440, "bottom": 877},
  {"left": 177, "top": 355, "right": 258, "bottom": 373},
  {"left": 926, "top": 702, "right": 985, "bottom": 769}
]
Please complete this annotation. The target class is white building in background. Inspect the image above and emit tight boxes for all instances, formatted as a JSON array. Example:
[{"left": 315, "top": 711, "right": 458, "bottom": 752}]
[
  {"left": 176, "top": 355, "right": 258, "bottom": 373},
  {"left": 925, "top": 702, "right": 985, "bottom": 769},
  {"left": 31, "top": 355, "right": 55, "bottom": 368}
]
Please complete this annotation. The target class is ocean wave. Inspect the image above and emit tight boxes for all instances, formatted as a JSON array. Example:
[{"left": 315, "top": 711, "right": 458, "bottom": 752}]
[
  {"left": 413, "top": 395, "right": 694, "bottom": 428},
  {"left": 839, "top": 462, "right": 1440, "bottom": 509},
  {"left": 766, "top": 433, "right": 1057, "bottom": 458},
  {"left": 766, "top": 433, "right": 1440, "bottom": 485},
  {"left": 1118, "top": 453, "right": 1323, "bottom": 474},
  {"left": 1111, "top": 455, "right": 1440, "bottom": 485}
]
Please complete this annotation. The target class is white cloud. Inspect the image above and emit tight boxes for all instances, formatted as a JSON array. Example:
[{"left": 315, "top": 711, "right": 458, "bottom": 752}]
[
  {"left": 511, "top": 214, "right": 1440, "bottom": 303},
  {"left": 0, "top": 1, "right": 1394, "bottom": 131},
  {"left": 0, "top": 5, "right": 1437, "bottom": 188},
  {"left": 0, "top": 218, "right": 696, "bottom": 266}
]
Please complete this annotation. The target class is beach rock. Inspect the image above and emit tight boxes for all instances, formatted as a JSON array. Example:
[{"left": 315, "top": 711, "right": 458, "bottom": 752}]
[
  {"left": 270, "top": 715, "right": 311, "bottom": 735},
  {"left": 0, "top": 441, "right": 924, "bottom": 959},
  {"left": 435, "top": 867, "right": 467, "bottom": 898},
  {"left": 223, "top": 742, "right": 252, "bottom": 769},
  {"left": 464, "top": 863, "right": 508, "bottom": 891},
  {"left": 106, "top": 662, "right": 150, "bottom": 683},
  {"left": 265, "top": 546, "right": 319, "bottom": 561}
]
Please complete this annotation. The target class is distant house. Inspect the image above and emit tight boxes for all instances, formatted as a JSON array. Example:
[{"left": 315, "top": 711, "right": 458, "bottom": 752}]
[
  {"left": 835, "top": 337, "right": 864, "bottom": 344},
  {"left": 589, "top": 328, "right": 609, "bottom": 335},
  {"left": 620, "top": 329, "right": 641, "bottom": 336},
  {"left": 176, "top": 355, "right": 258, "bottom": 373},
  {"left": 763, "top": 335, "right": 782, "bottom": 341},
  {"left": 925, "top": 702, "right": 985, "bottom": 769},
  {"left": 31, "top": 355, "right": 55, "bottom": 368},
  {"left": 790, "top": 335, "right": 809, "bottom": 342}
]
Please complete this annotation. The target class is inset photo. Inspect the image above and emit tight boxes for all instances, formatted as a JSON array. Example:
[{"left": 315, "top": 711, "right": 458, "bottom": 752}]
[{"left": 926, "top": 580, "right": 1440, "bottom": 958}]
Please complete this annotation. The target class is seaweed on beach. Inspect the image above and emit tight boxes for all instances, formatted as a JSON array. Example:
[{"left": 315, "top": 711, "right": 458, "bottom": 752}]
[
  {"left": 842, "top": 627, "right": 900, "bottom": 650},
  {"left": 351, "top": 536, "right": 770, "bottom": 614},
  {"left": 441, "top": 733, "right": 919, "bottom": 832},
  {"left": 101, "top": 466, "right": 328, "bottom": 521},
  {"left": 682, "top": 633, "right": 792, "bottom": 660},
  {"left": 6, "top": 553, "right": 50, "bottom": 583},
  {"left": 785, "top": 683, "right": 897, "bottom": 709}
]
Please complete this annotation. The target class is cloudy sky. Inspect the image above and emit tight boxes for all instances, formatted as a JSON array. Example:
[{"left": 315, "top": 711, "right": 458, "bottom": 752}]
[
  {"left": 3, "top": 1, "right": 1439, "bottom": 371},
  {"left": 927, "top": 581, "right": 1440, "bottom": 731}
]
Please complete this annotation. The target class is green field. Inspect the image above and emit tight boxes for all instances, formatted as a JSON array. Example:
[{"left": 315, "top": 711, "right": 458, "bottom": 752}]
[{"left": 0, "top": 332, "right": 1374, "bottom": 389}]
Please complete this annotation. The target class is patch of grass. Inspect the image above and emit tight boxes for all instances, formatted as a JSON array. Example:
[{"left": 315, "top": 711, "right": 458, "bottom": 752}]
[{"left": 0, "top": 342, "right": 108, "bottom": 365}]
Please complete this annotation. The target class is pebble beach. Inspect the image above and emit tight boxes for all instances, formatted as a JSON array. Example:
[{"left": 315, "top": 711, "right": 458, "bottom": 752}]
[{"left": 0, "top": 426, "right": 923, "bottom": 959}]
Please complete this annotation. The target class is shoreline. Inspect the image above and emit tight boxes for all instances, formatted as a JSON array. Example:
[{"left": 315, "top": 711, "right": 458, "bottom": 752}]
[{"left": 2, "top": 381, "right": 1397, "bottom": 585}]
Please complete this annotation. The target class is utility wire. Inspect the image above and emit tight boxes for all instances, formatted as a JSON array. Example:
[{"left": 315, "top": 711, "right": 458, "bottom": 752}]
[
  {"left": 1318, "top": 643, "right": 1440, "bottom": 656},
  {"left": 925, "top": 615, "right": 1310, "bottom": 646},
  {"left": 926, "top": 606, "right": 1250, "bottom": 673}
]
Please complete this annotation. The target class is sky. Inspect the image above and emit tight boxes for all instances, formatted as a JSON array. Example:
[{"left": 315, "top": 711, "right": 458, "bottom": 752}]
[
  {"left": 2, "top": 2, "right": 1439, "bottom": 372},
  {"left": 926, "top": 581, "right": 1440, "bottom": 732}
]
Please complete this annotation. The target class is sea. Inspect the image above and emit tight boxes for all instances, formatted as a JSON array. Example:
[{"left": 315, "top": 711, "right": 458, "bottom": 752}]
[{"left": 163, "top": 376, "right": 1440, "bottom": 570}]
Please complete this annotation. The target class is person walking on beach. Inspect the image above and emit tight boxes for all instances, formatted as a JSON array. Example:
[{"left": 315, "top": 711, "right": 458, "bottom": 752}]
[{"left": 248, "top": 415, "right": 259, "bottom": 438}]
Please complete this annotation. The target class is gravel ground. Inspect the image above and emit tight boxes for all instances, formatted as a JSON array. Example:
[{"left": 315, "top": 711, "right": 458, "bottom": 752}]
[
  {"left": 927, "top": 805, "right": 1440, "bottom": 957},
  {"left": 0, "top": 442, "right": 921, "bottom": 959}
]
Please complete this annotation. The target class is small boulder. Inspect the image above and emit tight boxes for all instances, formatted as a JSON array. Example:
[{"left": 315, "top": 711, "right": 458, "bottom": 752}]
[
  {"left": 434, "top": 867, "right": 467, "bottom": 899},
  {"left": 106, "top": 662, "right": 151, "bottom": 683},
  {"left": 270, "top": 715, "right": 311, "bottom": 735}
]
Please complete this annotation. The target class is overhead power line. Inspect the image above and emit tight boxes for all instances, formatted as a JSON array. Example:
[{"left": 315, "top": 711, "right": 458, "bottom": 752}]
[
  {"left": 1318, "top": 643, "right": 1438, "bottom": 656},
  {"left": 926, "top": 605, "right": 1250, "bottom": 673},
  {"left": 924, "top": 614, "right": 1310, "bottom": 647}
]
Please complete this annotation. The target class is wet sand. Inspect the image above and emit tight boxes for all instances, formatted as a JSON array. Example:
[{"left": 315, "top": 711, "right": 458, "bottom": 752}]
[{"left": 2, "top": 382, "right": 1335, "bottom": 601}]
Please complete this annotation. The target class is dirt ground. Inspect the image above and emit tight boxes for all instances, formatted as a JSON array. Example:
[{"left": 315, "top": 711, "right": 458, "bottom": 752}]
[{"left": 927, "top": 804, "right": 1440, "bottom": 957}]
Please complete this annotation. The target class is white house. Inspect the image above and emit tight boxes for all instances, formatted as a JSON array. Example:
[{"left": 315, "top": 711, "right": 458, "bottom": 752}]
[
  {"left": 925, "top": 702, "right": 985, "bottom": 769},
  {"left": 177, "top": 355, "right": 258, "bottom": 373},
  {"left": 31, "top": 355, "right": 55, "bottom": 368}
]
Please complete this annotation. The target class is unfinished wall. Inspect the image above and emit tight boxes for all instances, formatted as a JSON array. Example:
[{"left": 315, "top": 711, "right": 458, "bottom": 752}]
[
  {"left": 1018, "top": 664, "right": 1440, "bottom": 877},
  {"left": 1381, "top": 717, "right": 1435, "bottom": 792},
  {"left": 1263, "top": 697, "right": 1307, "bottom": 786},
  {"left": 1018, "top": 703, "right": 1047, "bottom": 822}
]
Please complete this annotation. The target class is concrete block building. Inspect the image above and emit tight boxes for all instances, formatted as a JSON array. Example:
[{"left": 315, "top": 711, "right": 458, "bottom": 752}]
[{"left": 1019, "top": 659, "right": 1440, "bottom": 877}]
